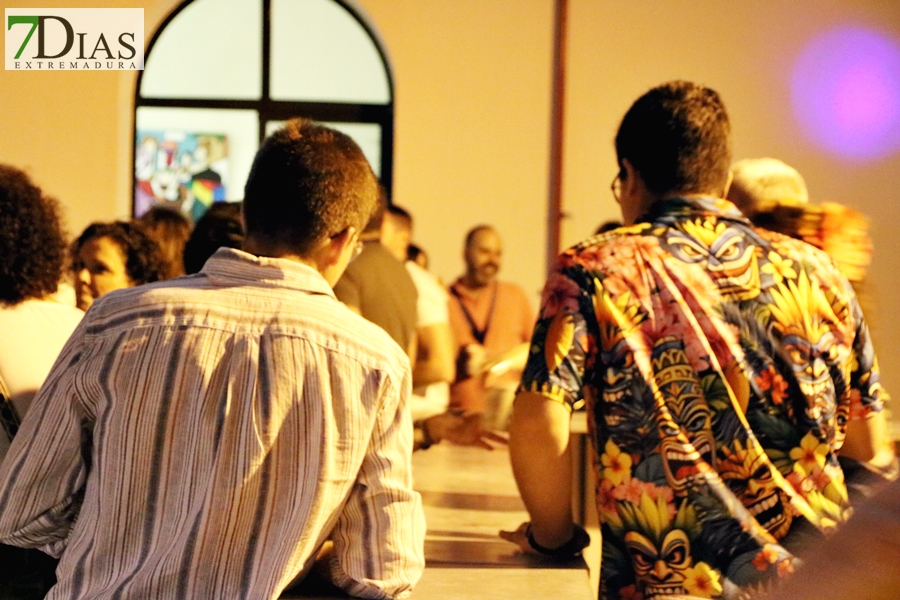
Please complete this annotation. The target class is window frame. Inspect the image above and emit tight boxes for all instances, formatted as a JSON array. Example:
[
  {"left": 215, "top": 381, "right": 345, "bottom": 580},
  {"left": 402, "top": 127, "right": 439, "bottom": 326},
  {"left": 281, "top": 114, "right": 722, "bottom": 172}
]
[{"left": 133, "top": 0, "right": 395, "bottom": 217}]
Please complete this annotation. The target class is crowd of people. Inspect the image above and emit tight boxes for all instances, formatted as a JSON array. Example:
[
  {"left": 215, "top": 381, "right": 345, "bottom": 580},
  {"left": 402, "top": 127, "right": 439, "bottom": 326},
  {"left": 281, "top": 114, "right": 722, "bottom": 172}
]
[{"left": 0, "top": 80, "right": 895, "bottom": 600}]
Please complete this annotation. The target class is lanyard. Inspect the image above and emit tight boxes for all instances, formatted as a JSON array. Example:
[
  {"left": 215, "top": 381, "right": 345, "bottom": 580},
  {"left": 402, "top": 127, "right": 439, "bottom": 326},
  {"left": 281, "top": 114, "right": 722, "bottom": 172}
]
[{"left": 450, "top": 281, "right": 497, "bottom": 345}]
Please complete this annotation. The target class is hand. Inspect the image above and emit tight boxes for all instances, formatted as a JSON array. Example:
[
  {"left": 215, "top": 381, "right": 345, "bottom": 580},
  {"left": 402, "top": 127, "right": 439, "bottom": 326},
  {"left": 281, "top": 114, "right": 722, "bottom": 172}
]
[{"left": 436, "top": 412, "right": 508, "bottom": 450}]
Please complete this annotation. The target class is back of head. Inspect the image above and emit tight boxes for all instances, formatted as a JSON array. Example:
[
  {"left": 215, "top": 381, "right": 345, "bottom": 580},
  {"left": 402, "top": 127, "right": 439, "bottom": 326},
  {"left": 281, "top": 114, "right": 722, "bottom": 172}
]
[
  {"left": 362, "top": 185, "right": 387, "bottom": 235},
  {"left": 0, "top": 165, "right": 67, "bottom": 305},
  {"left": 615, "top": 80, "right": 732, "bottom": 197},
  {"left": 138, "top": 206, "right": 193, "bottom": 279},
  {"left": 407, "top": 243, "right": 428, "bottom": 269},
  {"left": 243, "top": 118, "right": 378, "bottom": 256},
  {"left": 72, "top": 221, "right": 166, "bottom": 286},
  {"left": 728, "top": 157, "right": 809, "bottom": 217},
  {"left": 183, "top": 202, "right": 245, "bottom": 274},
  {"left": 382, "top": 204, "right": 413, "bottom": 260},
  {"left": 386, "top": 204, "right": 413, "bottom": 233}
]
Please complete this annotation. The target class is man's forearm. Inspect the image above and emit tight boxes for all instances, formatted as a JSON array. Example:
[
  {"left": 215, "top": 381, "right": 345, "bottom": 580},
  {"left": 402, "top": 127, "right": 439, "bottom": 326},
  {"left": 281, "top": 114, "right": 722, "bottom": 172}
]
[{"left": 508, "top": 391, "right": 574, "bottom": 548}]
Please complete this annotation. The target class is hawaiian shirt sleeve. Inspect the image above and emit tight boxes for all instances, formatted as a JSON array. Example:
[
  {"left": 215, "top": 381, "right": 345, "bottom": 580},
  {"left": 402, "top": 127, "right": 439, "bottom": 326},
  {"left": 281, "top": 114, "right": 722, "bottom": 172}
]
[
  {"left": 848, "top": 297, "right": 888, "bottom": 419},
  {"left": 518, "top": 261, "right": 594, "bottom": 411}
]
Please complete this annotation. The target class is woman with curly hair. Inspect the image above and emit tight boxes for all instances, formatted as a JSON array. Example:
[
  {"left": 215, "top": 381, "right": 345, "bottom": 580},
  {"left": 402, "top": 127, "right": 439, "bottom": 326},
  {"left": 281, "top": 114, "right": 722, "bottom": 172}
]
[
  {"left": 0, "top": 164, "right": 83, "bottom": 597},
  {"left": 71, "top": 221, "right": 166, "bottom": 311}
]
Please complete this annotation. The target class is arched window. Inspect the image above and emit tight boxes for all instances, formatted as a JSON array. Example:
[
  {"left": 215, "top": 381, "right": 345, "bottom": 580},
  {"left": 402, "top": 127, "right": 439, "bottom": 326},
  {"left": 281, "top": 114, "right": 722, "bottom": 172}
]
[{"left": 134, "top": 0, "right": 393, "bottom": 219}]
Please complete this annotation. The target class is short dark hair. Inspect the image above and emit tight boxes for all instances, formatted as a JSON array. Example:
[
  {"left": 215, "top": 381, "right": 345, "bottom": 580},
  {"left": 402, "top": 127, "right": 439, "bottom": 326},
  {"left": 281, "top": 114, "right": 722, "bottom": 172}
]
[
  {"left": 72, "top": 221, "right": 166, "bottom": 286},
  {"left": 615, "top": 80, "right": 731, "bottom": 197},
  {"left": 243, "top": 118, "right": 378, "bottom": 255},
  {"left": 138, "top": 206, "right": 193, "bottom": 279},
  {"left": 407, "top": 243, "right": 426, "bottom": 265},
  {"left": 183, "top": 202, "right": 244, "bottom": 274},
  {"left": 0, "top": 165, "right": 68, "bottom": 305},
  {"left": 387, "top": 204, "right": 413, "bottom": 232},
  {"left": 362, "top": 185, "right": 387, "bottom": 234}
]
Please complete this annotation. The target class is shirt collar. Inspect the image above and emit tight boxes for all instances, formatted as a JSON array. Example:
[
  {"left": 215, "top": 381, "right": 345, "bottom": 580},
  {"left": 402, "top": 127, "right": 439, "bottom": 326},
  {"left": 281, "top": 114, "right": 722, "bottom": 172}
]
[
  {"left": 200, "top": 248, "right": 336, "bottom": 298},
  {"left": 639, "top": 195, "right": 751, "bottom": 225}
]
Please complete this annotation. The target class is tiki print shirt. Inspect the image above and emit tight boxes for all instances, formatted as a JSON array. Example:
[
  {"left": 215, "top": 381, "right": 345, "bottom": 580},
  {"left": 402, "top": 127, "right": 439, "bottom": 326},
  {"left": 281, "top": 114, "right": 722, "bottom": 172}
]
[{"left": 520, "top": 197, "right": 886, "bottom": 600}]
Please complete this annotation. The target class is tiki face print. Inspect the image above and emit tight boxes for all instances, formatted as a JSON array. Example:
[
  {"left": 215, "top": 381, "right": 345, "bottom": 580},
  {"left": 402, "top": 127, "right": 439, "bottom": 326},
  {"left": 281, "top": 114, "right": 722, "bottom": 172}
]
[
  {"left": 768, "top": 271, "right": 845, "bottom": 424},
  {"left": 613, "top": 496, "right": 702, "bottom": 599},
  {"left": 718, "top": 439, "right": 792, "bottom": 539},
  {"left": 595, "top": 288, "right": 657, "bottom": 456},
  {"left": 625, "top": 529, "right": 692, "bottom": 598},
  {"left": 652, "top": 336, "right": 715, "bottom": 496},
  {"left": 663, "top": 219, "right": 760, "bottom": 301}
]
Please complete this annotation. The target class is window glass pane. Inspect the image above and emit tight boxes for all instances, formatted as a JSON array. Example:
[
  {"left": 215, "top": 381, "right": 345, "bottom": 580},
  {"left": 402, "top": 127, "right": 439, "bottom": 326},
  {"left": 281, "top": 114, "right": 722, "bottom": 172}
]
[
  {"left": 140, "top": 0, "right": 262, "bottom": 99},
  {"left": 271, "top": 0, "right": 390, "bottom": 104},
  {"left": 265, "top": 120, "right": 382, "bottom": 176},
  {"left": 135, "top": 107, "right": 259, "bottom": 217}
]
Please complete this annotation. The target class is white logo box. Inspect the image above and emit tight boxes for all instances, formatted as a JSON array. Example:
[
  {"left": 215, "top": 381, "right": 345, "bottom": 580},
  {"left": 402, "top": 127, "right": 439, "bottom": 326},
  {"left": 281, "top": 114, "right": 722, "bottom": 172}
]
[{"left": 6, "top": 8, "right": 143, "bottom": 70}]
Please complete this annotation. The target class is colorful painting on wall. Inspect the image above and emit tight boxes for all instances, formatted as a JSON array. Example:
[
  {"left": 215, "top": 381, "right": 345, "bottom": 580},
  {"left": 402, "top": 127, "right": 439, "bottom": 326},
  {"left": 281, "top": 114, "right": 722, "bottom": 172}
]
[{"left": 135, "top": 131, "right": 229, "bottom": 220}]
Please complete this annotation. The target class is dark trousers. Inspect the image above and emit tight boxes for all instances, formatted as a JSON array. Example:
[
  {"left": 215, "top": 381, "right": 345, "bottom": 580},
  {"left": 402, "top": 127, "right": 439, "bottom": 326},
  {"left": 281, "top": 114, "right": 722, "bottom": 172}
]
[{"left": 0, "top": 544, "right": 57, "bottom": 600}]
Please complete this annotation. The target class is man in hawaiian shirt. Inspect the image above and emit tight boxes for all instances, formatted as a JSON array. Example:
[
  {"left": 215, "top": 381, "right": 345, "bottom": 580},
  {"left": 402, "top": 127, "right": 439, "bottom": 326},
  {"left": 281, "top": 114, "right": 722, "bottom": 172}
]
[{"left": 501, "top": 81, "right": 894, "bottom": 599}]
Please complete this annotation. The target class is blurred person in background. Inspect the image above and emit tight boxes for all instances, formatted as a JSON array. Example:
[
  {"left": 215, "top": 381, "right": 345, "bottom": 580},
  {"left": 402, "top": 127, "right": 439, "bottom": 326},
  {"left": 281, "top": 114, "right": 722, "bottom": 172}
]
[
  {"left": 137, "top": 205, "right": 193, "bottom": 279},
  {"left": 382, "top": 205, "right": 504, "bottom": 450},
  {"left": 729, "top": 157, "right": 873, "bottom": 292},
  {"left": 71, "top": 221, "right": 166, "bottom": 311},
  {"left": 727, "top": 157, "right": 809, "bottom": 218},
  {"left": 449, "top": 225, "right": 533, "bottom": 422},
  {"left": 406, "top": 243, "right": 428, "bottom": 270},
  {"left": 334, "top": 190, "right": 418, "bottom": 363},
  {"left": 182, "top": 201, "right": 244, "bottom": 275},
  {"left": 0, "top": 164, "right": 83, "bottom": 598}
]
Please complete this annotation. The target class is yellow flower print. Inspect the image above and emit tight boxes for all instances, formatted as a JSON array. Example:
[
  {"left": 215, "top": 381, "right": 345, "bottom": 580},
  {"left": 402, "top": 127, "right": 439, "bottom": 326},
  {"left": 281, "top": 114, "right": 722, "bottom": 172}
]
[
  {"left": 789, "top": 432, "right": 829, "bottom": 471},
  {"left": 601, "top": 439, "right": 632, "bottom": 486},
  {"left": 682, "top": 562, "right": 723, "bottom": 598},
  {"left": 761, "top": 252, "right": 797, "bottom": 284}
]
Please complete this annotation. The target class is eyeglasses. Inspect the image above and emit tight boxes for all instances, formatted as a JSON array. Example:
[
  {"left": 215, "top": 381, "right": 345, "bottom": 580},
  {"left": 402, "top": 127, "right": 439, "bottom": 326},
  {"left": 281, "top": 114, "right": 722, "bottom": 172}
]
[
  {"left": 610, "top": 173, "right": 622, "bottom": 202},
  {"left": 350, "top": 237, "right": 364, "bottom": 262},
  {"left": 332, "top": 228, "right": 364, "bottom": 262}
]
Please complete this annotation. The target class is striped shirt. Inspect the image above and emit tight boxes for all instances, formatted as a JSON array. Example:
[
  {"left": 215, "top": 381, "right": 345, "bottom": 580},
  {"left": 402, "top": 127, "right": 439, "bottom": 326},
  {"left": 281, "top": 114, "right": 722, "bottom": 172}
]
[{"left": 0, "top": 248, "right": 426, "bottom": 599}]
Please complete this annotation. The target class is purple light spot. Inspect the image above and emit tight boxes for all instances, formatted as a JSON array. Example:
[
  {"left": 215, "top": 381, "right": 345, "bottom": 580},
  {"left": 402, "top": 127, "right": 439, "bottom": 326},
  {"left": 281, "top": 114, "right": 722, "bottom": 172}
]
[{"left": 791, "top": 27, "right": 900, "bottom": 160}]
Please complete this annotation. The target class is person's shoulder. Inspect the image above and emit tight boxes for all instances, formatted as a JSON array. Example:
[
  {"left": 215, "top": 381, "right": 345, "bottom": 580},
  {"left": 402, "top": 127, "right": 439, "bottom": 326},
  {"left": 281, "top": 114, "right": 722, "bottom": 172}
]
[
  {"left": 406, "top": 262, "right": 447, "bottom": 298},
  {"left": 497, "top": 280, "right": 529, "bottom": 299},
  {"left": 590, "top": 221, "right": 653, "bottom": 244},
  {"left": 5, "top": 298, "right": 84, "bottom": 322},
  {"left": 551, "top": 223, "right": 657, "bottom": 276},
  {"left": 325, "top": 304, "right": 411, "bottom": 375},
  {"left": 80, "top": 275, "right": 210, "bottom": 328}
]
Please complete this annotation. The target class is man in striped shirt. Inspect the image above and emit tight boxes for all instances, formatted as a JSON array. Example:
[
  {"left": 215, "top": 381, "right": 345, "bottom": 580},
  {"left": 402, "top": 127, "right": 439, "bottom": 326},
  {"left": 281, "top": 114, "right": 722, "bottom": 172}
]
[{"left": 0, "top": 119, "right": 426, "bottom": 599}]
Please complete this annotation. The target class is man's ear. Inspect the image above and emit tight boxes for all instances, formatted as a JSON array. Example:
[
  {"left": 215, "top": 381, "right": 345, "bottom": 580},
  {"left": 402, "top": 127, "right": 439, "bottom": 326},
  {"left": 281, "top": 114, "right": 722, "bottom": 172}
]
[
  {"left": 620, "top": 159, "right": 641, "bottom": 198},
  {"left": 322, "top": 226, "right": 356, "bottom": 267}
]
